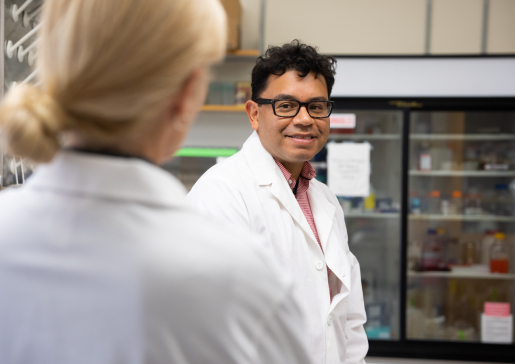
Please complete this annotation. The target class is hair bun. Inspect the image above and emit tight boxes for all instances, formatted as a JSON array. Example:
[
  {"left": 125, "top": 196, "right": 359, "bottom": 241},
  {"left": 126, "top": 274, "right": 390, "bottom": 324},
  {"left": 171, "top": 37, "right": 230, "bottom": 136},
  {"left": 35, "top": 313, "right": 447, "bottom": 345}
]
[{"left": 0, "top": 83, "right": 67, "bottom": 163}]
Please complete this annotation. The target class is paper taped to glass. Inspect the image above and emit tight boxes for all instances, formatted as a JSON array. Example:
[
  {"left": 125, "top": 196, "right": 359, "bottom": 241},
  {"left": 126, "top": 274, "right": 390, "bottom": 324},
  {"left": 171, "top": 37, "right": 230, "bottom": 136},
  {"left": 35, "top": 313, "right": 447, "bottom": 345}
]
[{"left": 327, "top": 143, "right": 370, "bottom": 197}]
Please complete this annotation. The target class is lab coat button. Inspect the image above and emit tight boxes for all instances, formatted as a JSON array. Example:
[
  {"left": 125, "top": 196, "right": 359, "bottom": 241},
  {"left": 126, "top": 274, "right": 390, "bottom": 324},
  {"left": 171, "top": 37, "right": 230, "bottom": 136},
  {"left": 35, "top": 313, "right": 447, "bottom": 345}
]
[
  {"left": 327, "top": 316, "right": 333, "bottom": 326},
  {"left": 315, "top": 261, "right": 324, "bottom": 270}
]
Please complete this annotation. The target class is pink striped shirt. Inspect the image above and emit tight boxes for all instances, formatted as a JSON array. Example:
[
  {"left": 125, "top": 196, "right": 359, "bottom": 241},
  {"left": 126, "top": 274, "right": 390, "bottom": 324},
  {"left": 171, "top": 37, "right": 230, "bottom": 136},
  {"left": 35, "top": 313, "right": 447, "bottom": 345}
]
[{"left": 274, "top": 159, "right": 332, "bottom": 301}]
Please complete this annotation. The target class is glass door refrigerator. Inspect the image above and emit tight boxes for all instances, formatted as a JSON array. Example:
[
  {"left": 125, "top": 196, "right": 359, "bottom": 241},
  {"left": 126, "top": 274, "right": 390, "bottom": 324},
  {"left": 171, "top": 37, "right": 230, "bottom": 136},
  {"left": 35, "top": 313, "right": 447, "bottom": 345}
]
[{"left": 325, "top": 56, "right": 515, "bottom": 362}]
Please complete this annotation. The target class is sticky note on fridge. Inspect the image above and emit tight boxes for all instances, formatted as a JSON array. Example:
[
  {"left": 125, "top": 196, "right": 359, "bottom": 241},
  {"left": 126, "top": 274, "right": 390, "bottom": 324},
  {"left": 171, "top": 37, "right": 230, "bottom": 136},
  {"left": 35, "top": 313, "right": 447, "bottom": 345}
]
[{"left": 327, "top": 142, "right": 371, "bottom": 197}]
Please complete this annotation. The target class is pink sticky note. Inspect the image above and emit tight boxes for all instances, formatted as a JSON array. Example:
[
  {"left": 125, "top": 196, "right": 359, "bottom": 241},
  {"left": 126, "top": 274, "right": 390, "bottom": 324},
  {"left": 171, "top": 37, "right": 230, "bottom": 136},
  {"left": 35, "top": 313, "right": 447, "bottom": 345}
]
[{"left": 484, "top": 302, "right": 511, "bottom": 317}]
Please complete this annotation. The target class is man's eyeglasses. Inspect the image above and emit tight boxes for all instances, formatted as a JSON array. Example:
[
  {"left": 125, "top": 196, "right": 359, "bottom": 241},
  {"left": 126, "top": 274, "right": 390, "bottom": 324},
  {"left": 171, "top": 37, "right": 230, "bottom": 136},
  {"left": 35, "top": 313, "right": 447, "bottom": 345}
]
[{"left": 255, "top": 98, "right": 334, "bottom": 119}]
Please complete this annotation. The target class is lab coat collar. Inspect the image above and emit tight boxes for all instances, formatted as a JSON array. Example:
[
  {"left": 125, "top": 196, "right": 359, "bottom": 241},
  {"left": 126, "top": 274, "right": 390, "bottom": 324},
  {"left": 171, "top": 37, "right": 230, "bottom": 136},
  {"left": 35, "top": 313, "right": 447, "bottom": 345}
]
[
  {"left": 241, "top": 132, "right": 321, "bottom": 252},
  {"left": 26, "top": 151, "right": 189, "bottom": 209}
]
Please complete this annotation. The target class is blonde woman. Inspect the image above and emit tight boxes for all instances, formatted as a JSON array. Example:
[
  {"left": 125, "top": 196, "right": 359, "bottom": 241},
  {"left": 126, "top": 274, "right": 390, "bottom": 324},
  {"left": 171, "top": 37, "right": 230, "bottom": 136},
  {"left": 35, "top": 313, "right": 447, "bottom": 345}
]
[{"left": 0, "top": 1, "right": 312, "bottom": 363}]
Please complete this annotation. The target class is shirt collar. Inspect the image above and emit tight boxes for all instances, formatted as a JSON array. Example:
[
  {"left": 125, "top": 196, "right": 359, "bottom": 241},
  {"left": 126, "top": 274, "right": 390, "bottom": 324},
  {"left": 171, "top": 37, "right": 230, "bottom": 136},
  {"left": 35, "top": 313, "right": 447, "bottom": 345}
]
[{"left": 273, "top": 159, "right": 316, "bottom": 193}]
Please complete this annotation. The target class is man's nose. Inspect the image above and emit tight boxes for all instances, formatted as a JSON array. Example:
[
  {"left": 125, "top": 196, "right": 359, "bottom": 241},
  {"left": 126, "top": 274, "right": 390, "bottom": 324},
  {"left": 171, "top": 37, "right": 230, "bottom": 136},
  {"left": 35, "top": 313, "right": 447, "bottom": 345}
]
[{"left": 292, "top": 105, "right": 314, "bottom": 126}]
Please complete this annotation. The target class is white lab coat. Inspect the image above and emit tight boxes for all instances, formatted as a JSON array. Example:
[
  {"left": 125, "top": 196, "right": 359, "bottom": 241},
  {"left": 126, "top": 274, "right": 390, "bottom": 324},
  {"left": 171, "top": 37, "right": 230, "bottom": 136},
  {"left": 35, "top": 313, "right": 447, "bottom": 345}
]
[
  {"left": 188, "top": 132, "right": 369, "bottom": 364},
  {"left": 0, "top": 151, "right": 313, "bottom": 364}
]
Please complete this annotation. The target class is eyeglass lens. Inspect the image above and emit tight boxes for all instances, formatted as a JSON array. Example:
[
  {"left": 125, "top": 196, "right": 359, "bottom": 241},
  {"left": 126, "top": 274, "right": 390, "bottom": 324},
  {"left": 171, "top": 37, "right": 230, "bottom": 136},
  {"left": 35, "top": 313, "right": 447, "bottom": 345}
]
[{"left": 273, "top": 100, "right": 332, "bottom": 118}]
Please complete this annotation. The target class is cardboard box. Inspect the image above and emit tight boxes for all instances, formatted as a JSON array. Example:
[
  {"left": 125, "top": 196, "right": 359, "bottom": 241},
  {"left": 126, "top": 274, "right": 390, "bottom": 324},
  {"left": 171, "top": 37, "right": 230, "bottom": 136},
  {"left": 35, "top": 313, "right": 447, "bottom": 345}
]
[{"left": 219, "top": 0, "right": 241, "bottom": 50}]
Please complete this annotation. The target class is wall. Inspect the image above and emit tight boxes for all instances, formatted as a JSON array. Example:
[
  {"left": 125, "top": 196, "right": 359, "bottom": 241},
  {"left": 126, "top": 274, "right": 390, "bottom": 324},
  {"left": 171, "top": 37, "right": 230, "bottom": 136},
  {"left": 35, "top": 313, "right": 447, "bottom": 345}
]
[
  {"left": 187, "top": 0, "right": 515, "bottom": 150},
  {"left": 262, "top": 0, "right": 515, "bottom": 54}
]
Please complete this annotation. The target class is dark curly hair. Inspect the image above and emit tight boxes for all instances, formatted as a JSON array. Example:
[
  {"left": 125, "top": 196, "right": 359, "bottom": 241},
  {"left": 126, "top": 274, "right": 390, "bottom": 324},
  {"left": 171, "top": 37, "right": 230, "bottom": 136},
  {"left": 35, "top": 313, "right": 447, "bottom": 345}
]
[{"left": 251, "top": 40, "right": 336, "bottom": 101}]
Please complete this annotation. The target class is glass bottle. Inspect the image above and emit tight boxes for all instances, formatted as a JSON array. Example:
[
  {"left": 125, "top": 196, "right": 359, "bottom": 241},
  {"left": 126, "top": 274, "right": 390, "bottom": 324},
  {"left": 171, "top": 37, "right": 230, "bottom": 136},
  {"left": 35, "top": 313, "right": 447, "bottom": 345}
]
[
  {"left": 489, "top": 233, "right": 510, "bottom": 274},
  {"left": 450, "top": 190, "right": 463, "bottom": 215},
  {"left": 421, "top": 229, "right": 443, "bottom": 271},
  {"left": 428, "top": 190, "right": 441, "bottom": 214},
  {"left": 495, "top": 183, "right": 513, "bottom": 216},
  {"left": 418, "top": 142, "right": 432, "bottom": 171}
]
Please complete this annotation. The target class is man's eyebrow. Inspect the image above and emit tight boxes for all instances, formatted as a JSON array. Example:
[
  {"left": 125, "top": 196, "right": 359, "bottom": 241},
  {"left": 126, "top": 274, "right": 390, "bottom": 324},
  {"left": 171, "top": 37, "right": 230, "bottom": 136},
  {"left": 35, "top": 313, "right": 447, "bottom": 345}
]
[
  {"left": 273, "top": 94, "right": 329, "bottom": 102},
  {"left": 273, "top": 94, "right": 296, "bottom": 100},
  {"left": 308, "top": 96, "right": 329, "bottom": 102}
]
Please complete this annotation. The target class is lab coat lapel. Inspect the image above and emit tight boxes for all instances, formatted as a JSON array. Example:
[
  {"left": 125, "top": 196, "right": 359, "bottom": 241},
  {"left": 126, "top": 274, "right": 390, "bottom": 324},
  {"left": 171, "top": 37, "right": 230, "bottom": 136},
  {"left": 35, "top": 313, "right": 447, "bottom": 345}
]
[
  {"left": 308, "top": 182, "right": 352, "bottom": 308},
  {"left": 269, "top": 180, "right": 319, "bottom": 246},
  {"left": 306, "top": 183, "right": 335, "bottom": 253},
  {"left": 242, "top": 132, "right": 319, "bottom": 247}
]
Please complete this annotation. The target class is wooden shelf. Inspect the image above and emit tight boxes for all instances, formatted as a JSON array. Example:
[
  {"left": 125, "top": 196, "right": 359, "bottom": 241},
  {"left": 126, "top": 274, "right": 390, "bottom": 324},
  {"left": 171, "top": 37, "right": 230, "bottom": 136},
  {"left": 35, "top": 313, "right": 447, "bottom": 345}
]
[
  {"left": 226, "top": 49, "right": 260, "bottom": 57},
  {"left": 201, "top": 104, "right": 246, "bottom": 112}
]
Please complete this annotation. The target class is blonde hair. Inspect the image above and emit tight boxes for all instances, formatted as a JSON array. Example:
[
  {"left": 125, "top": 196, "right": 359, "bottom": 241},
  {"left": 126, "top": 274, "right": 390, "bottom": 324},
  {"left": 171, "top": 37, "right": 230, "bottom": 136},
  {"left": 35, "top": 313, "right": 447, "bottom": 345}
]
[{"left": 0, "top": 0, "right": 226, "bottom": 163}]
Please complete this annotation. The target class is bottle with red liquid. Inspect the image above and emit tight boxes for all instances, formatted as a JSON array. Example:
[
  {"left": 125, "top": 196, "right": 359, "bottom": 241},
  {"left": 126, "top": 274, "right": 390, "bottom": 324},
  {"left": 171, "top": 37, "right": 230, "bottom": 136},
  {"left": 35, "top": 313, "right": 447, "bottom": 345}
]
[{"left": 489, "top": 232, "right": 510, "bottom": 274}]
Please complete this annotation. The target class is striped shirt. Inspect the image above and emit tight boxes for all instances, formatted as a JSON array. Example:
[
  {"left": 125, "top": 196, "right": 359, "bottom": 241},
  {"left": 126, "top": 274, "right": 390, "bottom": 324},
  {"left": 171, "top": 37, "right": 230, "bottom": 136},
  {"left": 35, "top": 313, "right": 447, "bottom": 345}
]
[{"left": 274, "top": 159, "right": 333, "bottom": 301}]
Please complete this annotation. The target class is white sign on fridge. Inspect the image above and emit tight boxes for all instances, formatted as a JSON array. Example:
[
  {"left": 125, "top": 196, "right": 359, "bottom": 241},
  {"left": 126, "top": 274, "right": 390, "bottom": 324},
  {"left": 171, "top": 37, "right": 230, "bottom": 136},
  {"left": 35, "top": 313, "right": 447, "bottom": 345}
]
[{"left": 327, "top": 142, "right": 371, "bottom": 197}]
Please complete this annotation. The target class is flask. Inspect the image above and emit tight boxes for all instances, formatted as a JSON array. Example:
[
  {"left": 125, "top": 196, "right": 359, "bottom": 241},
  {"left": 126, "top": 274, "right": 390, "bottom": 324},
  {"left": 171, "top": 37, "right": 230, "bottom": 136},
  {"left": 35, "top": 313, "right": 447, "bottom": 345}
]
[{"left": 489, "top": 233, "right": 510, "bottom": 274}]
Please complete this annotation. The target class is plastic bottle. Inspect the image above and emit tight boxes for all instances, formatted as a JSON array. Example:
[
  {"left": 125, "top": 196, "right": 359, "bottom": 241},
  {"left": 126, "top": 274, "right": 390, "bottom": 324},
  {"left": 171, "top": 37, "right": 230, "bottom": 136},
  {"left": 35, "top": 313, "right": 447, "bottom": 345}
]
[
  {"left": 364, "top": 184, "right": 376, "bottom": 212},
  {"left": 410, "top": 192, "right": 422, "bottom": 215},
  {"left": 489, "top": 232, "right": 510, "bottom": 273},
  {"left": 428, "top": 190, "right": 441, "bottom": 214},
  {"left": 441, "top": 199, "right": 450, "bottom": 215}
]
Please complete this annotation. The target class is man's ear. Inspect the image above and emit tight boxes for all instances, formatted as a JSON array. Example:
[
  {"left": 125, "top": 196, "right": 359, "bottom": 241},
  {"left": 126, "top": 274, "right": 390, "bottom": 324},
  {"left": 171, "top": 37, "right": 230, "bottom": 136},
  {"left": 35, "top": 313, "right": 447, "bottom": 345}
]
[{"left": 246, "top": 100, "right": 259, "bottom": 131}]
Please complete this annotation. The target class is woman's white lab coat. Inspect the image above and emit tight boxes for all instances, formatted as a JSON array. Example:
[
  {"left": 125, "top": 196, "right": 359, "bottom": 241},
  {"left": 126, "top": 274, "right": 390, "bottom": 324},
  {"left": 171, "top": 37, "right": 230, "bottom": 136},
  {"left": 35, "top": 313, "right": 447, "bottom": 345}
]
[
  {"left": 188, "top": 132, "right": 369, "bottom": 364},
  {"left": 0, "top": 151, "right": 313, "bottom": 364}
]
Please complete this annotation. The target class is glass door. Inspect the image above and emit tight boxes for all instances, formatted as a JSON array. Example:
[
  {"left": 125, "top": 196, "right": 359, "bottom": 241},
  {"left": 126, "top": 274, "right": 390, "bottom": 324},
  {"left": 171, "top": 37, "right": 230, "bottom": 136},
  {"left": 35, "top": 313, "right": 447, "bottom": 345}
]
[
  {"left": 316, "top": 110, "right": 403, "bottom": 340},
  {"left": 406, "top": 111, "right": 515, "bottom": 343}
]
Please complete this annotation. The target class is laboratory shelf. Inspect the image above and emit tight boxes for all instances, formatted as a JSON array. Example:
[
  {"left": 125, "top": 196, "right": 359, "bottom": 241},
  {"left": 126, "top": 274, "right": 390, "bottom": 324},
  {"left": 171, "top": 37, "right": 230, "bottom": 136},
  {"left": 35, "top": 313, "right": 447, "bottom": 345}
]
[
  {"left": 328, "top": 134, "right": 400, "bottom": 141},
  {"left": 408, "top": 271, "right": 515, "bottom": 280},
  {"left": 225, "top": 49, "right": 260, "bottom": 58},
  {"left": 409, "top": 170, "right": 515, "bottom": 177},
  {"left": 409, "top": 214, "right": 514, "bottom": 222},
  {"left": 410, "top": 133, "right": 515, "bottom": 141},
  {"left": 200, "top": 104, "right": 246, "bottom": 112},
  {"left": 344, "top": 212, "right": 400, "bottom": 219}
]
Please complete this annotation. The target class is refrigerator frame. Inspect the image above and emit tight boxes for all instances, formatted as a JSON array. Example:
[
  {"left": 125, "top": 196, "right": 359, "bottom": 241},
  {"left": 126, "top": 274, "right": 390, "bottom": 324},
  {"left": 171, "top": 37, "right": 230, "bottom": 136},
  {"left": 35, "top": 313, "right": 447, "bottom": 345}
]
[{"left": 332, "top": 95, "right": 515, "bottom": 362}]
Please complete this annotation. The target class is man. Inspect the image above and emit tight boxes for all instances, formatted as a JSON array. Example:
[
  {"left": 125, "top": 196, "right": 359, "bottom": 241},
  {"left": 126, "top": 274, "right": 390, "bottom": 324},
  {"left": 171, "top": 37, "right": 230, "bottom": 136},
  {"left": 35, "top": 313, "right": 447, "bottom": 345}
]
[{"left": 187, "top": 40, "right": 368, "bottom": 364}]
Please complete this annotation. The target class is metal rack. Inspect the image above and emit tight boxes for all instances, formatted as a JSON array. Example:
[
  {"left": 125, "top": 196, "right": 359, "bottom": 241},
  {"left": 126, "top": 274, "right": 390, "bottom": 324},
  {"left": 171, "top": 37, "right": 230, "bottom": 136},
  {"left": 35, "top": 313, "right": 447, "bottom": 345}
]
[{"left": 0, "top": 0, "right": 42, "bottom": 189}]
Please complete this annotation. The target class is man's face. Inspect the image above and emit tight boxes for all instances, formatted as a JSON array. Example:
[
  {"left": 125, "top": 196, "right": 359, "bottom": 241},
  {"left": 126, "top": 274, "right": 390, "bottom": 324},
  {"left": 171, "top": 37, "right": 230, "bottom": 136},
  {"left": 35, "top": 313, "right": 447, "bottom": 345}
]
[{"left": 247, "top": 70, "right": 330, "bottom": 168}]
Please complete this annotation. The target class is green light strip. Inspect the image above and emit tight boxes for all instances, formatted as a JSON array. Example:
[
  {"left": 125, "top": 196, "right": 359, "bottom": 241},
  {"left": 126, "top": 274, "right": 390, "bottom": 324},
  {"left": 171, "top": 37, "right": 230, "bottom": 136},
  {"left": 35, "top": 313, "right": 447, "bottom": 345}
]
[{"left": 174, "top": 147, "right": 239, "bottom": 158}]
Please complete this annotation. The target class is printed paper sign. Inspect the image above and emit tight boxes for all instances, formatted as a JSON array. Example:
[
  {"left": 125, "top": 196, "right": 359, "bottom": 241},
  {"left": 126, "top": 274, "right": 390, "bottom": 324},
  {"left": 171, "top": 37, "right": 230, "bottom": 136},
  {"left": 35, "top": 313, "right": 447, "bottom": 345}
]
[
  {"left": 481, "top": 314, "right": 513, "bottom": 344},
  {"left": 330, "top": 113, "right": 356, "bottom": 129},
  {"left": 327, "top": 143, "right": 370, "bottom": 197}
]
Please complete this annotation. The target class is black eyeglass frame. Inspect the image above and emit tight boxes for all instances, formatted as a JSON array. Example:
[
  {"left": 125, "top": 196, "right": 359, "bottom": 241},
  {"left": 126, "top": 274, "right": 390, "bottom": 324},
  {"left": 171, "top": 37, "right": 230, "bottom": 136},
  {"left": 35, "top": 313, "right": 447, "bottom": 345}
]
[{"left": 254, "top": 98, "right": 335, "bottom": 119}]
